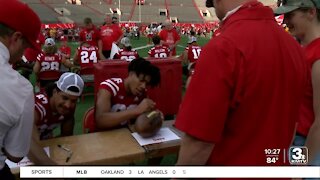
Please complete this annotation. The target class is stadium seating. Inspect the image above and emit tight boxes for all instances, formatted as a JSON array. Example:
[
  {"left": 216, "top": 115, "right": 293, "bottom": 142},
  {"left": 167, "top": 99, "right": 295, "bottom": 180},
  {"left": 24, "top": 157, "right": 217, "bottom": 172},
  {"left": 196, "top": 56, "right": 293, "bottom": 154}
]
[
  {"left": 28, "top": 3, "right": 59, "bottom": 23},
  {"left": 21, "top": 0, "right": 277, "bottom": 24}
]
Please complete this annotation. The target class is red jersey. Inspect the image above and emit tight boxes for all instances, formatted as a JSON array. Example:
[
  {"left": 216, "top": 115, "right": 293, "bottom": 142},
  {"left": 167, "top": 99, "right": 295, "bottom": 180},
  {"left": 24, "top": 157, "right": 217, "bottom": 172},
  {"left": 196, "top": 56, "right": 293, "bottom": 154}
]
[
  {"left": 175, "top": 1, "right": 307, "bottom": 167},
  {"left": 76, "top": 45, "right": 99, "bottom": 68},
  {"left": 114, "top": 49, "right": 139, "bottom": 61},
  {"left": 99, "top": 78, "right": 145, "bottom": 126},
  {"left": 58, "top": 45, "right": 71, "bottom": 58},
  {"left": 35, "top": 92, "right": 65, "bottom": 140},
  {"left": 79, "top": 27, "right": 100, "bottom": 47},
  {"left": 185, "top": 45, "right": 202, "bottom": 63},
  {"left": 100, "top": 24, "right": 123, "bottom": 51},
  {"left": 298, "top": 38, "right": 320, "bottom": 136},
  {"left": 37, "top": 52, "right": 62, "bottom": 79},
  {"left": 159, "top": 28, "right": 180, "bottom": 56},
  {"left": 148, "top": 45, "right": 170, "bottom": 59}
]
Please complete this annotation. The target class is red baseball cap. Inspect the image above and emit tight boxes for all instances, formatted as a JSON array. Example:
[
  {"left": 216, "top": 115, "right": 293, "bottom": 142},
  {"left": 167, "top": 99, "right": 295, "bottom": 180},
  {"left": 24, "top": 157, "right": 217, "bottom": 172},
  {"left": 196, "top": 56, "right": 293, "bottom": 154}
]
[{"left": 0, "top": 0, "right": 41, "bottom": 50}]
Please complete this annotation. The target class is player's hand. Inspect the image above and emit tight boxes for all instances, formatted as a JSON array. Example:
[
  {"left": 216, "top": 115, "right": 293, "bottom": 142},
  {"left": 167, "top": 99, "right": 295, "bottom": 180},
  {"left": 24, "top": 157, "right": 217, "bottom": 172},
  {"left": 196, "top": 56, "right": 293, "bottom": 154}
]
[{"left": 136, "top": 98, "right": 156, "bottom": 114}]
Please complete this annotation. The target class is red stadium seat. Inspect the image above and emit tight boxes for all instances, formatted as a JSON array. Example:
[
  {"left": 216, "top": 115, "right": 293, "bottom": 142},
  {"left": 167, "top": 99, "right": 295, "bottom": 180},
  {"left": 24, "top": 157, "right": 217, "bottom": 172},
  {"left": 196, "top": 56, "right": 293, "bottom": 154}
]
[
  {"left": 79, "top": 67, "right": 95, "bottom": 101},
  {"left": 82, "top": 107, "right": 95, "bottom": 133},
  {"left": 94, "top": 59, "right": 182, "bottom": 116}
]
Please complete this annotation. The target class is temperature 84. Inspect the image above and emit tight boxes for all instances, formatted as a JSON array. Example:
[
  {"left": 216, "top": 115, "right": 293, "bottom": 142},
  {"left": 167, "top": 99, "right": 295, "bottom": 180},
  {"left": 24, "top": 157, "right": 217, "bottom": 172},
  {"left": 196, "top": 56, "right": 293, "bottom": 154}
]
[{"left": 266, "top": 157, "right": 279, "bottom": 164}]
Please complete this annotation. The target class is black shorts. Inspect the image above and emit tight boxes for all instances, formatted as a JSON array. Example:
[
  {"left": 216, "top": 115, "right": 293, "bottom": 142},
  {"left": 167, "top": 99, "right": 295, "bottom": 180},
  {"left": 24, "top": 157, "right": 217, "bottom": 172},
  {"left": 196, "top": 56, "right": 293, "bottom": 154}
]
[{"left": 102, "top": 50, "right": 111, "bottom": 59}]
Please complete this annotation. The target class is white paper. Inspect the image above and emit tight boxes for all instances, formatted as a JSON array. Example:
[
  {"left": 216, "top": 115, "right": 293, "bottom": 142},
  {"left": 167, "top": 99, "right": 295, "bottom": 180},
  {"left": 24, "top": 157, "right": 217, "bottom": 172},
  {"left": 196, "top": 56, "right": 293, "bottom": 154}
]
[
  {"left": 132, "top": 127, "right": 180, "bottom": 146},
  {"left": 6, "top": 147, "right": 50, "bottom": 168},
  {"left": 110, "top": 42, "right": 120, "bottom": 59}
]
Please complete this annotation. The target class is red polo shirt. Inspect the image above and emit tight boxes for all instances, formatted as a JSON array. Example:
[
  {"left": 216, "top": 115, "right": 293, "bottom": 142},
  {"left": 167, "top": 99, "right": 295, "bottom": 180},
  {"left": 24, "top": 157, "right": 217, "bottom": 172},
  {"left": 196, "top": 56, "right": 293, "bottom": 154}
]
[
  {"left": 159, "top": 28, "right": 180, "bottom": 56},
  {"left": 100, "top": 24, "right": 123, "bottom": 51},
  {"left": 175, "top": 1, "right": 307, "bottom": 166}
]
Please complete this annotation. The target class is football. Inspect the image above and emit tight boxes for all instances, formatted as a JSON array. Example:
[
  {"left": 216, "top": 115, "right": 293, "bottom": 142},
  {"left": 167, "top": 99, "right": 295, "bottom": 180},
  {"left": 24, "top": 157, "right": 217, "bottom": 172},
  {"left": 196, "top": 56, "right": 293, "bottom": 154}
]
[{"left": 135, "top": 110, "right": 163, "bottom": 138}]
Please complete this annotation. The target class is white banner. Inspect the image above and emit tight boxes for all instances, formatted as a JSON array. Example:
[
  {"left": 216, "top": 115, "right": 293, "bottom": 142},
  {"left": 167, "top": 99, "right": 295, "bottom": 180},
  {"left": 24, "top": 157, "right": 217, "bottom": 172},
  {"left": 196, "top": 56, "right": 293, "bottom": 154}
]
[{"left": 20, "top": 166, "right": 320, "bottom": 178}]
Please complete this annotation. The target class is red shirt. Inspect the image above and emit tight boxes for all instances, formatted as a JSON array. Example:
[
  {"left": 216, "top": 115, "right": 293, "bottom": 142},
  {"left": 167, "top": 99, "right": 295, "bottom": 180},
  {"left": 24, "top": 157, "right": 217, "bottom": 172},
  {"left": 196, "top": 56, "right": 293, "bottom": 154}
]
[
  {"left": 79, "top": 27, "right": 100, "bottom": 47},
  {"left": 114, "top": 49, "right": 139, "bottom": 61},
  {"left": 76, "top": 45, "right": 99, "bottom": 68},
  {"left": 185, "top": 45, "right": 202, "bottom": 63},
  {"left": 58, "top": 45, "right": 71, "bottom": 58},
  {"left": 148, "top": 45, "right": 170, "bottom": 59},
  {"left": 298, "top": 38, "right": 320, "bottom": 136},
  {"left": 159, "top": 28, "right": 180, "bottom": 56},
  {"left": 100, "top": 24, "right": 123, "bottom": 51},
  {"left": 99, "top": 78, "right": 145, "bottom": 126},
  {"left": 35, "top": 92, "right": 65, "bottom": 140},
  {"left": 175, "top": 1, "right": 307, "bottom": 167}
]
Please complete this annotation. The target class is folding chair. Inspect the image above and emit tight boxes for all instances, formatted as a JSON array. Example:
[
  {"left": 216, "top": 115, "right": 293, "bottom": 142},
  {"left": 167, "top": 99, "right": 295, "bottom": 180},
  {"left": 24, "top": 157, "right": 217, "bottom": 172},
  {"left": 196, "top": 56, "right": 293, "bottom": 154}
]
[{"left": 82, "top": 107, "right": 96, "bottom": 133}]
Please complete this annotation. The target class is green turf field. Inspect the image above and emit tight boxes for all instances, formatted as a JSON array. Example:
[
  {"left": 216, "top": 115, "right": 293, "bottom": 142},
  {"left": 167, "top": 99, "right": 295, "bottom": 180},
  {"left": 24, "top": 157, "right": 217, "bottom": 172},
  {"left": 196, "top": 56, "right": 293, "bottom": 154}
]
[{"left": 30, "top": 35, "right": 210, "bottom": 165}]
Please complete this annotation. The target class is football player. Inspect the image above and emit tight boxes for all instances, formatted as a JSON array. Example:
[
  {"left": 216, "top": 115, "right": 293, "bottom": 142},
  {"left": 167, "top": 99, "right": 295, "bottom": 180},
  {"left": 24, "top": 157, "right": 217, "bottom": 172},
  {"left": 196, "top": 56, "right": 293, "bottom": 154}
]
[
  {"left": 73, "top": 41, "right": 99, "bottom": 69},
  {"left": 145, "top": 25, "right": 153, "bottom": 44},
  {"left": 33, "top": 38, "right": 74, "bottom": 88},
  {"left": 148, "top": 35, "right": 170, "bottom": 59},
  {"left": 95, "top": 58, "right": 161, "bottom": 130},
  {"left": 181, "top": 35, "right": 201, "bottom": 64},
  {"left": 58, "top": 36, "right": 72, "bottom": 73},
  {"left": 114, "top": 37, "right": 139, "bottom": 61},
  {"left": 28, "top": 72, "right": 84, "bottom": 165},
  {"left": 181, "top": 35, "right": 202, "bottom": 88}
]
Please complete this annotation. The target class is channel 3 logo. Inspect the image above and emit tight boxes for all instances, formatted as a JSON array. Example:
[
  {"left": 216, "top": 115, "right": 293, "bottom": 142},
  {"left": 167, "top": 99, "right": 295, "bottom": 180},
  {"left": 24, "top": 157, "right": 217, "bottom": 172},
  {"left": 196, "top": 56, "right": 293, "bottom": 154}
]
[{"left": 288, "top": 146, "right": 308, "bottom": 165}]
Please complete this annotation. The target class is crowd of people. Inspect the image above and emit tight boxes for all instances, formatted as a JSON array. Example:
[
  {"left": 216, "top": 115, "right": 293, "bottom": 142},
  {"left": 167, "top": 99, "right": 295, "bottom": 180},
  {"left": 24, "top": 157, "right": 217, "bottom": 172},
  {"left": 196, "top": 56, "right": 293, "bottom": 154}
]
[{"left": 1, "top": 0, "right": 320, "bottom": 179}]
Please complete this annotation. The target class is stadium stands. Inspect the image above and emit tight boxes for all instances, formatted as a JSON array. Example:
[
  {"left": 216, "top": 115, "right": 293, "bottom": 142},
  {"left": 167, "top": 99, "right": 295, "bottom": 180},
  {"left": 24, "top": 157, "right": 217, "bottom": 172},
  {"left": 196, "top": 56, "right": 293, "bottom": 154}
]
[
  {"left": 28, "top": 3, "right": 59, "bottom": 23},
  {"left": 131, "top": 2, "right": 167, "bottom": 23},
  {"left": 169, "top": 6, "right": 203, "bottom": 22},
  {"left": 21, "top": 0, "right": 277, "bottom": 24}
]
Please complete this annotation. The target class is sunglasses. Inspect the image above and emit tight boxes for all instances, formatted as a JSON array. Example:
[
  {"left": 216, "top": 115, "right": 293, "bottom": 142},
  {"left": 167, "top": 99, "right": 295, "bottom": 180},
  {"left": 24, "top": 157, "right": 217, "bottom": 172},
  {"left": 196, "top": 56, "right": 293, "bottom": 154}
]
[{"left": 206, "top": 0, "right": 214, "bottom": 8}]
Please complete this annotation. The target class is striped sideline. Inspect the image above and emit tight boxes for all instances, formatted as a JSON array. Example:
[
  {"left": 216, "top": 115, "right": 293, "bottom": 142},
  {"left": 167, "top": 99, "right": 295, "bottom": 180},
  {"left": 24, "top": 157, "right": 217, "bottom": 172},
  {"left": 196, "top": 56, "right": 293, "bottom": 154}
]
[{"left": 133, "top": 44, "right": 153, "bottom": 50}]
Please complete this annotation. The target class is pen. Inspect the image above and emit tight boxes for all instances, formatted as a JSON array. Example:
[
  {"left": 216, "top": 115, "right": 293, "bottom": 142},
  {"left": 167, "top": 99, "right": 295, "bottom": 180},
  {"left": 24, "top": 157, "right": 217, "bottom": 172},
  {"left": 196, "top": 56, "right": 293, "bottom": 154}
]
[
  {"left": 66, "top": 152, "right": 73, "bottom": 163},
  {"left": 57, "top": 144, "right": 73, "bottom": 162}
]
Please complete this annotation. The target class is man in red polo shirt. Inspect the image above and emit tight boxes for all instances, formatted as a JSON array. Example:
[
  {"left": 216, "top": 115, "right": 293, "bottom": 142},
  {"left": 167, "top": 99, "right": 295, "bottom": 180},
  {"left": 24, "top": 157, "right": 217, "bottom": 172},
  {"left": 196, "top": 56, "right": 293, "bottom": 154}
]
[
  {"left": 175, "top": 0, "right": 307, "bottom": 168},
  {"left": 159, "top": 20, "right": 180, "bottom": 56},
  {"left": 99, "top": 15, "right": 123, "bottom": 59}
]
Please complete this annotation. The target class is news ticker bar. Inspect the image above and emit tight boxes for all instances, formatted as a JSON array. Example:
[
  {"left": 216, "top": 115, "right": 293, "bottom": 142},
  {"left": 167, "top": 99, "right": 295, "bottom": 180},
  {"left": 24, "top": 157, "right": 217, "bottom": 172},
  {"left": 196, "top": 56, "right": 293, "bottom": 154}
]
[{"left": 20, "top": 166, "right": 320, "bottom": 178}]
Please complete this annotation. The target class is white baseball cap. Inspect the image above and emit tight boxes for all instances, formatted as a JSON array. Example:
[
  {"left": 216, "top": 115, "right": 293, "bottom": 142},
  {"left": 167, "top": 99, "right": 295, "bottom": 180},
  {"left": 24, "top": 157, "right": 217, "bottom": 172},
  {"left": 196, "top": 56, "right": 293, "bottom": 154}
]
[
  {"left": 120, "top": 37, "right": 131, "bottom": 47},
  {"left": 56, "top": 72, "right": 84, "bottom": 96},
  {"left": 45, "top": 38, "right": 55, "bottom": 46}
]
